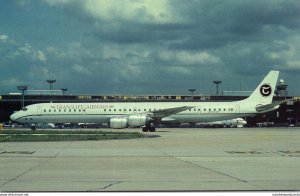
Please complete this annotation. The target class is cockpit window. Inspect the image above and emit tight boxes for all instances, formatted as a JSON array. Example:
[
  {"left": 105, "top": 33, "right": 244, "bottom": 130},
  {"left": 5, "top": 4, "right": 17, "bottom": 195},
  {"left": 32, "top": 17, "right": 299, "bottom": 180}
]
[{"left": 22, "top": 107, "right": 27, "bottom": 111}]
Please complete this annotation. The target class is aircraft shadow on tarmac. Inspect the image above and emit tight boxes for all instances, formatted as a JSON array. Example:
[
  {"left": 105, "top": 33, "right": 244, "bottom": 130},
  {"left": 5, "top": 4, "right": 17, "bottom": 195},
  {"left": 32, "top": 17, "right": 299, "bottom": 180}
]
[{"left": 143, "top": 134, "right": 161, "bottom": 138}]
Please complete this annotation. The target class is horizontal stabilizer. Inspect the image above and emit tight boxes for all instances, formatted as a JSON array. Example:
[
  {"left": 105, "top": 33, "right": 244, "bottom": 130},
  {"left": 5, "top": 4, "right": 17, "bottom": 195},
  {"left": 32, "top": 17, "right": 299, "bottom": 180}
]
[{"left": 255, "top": 99, "right": 289, "bottom": 112}]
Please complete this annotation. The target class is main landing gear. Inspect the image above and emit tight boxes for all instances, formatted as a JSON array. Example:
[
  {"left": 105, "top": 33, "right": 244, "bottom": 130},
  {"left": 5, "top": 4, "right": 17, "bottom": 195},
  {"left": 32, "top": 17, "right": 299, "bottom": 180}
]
[
  {"left": 30, "top": 123, "right": 36, "bottom": 131},
  {"left": 142, "top": 124, "right": 156, "bottom": 132}
]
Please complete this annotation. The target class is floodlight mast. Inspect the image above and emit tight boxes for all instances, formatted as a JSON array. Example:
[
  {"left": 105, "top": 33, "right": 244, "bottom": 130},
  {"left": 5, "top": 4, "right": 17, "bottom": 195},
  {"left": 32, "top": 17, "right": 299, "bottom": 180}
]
[
  {"left": 60, "top": 88, "right": 68, "bottom": 95},
  {"left": 17, "top": 85, "right": 27, "bottom": 109},
  {"left": 188, "top": 89, "right": 196, "bottom": 95},
  {"left": 47, "top": 80, "right": 56, "bottom": 90}
]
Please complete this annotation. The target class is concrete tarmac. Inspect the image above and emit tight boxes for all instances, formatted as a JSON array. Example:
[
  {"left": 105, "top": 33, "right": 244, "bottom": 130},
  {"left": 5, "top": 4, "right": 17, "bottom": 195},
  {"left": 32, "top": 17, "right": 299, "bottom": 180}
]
[{"left": 1, "top": 127, "right": 300, "bottom": 191}]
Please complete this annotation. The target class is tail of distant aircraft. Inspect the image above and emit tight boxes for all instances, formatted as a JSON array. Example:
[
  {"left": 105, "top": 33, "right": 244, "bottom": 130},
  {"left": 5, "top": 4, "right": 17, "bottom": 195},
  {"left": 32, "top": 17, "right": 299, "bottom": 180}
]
[{"left": 245, "top": 70, "right": 279, "bottom": 104}]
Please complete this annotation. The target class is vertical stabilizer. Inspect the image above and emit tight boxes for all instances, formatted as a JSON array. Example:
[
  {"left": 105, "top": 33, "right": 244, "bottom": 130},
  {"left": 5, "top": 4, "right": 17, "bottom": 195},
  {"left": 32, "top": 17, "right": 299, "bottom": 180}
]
[{"left": 245, "top": 70, "right": 279, "bottom": 104}]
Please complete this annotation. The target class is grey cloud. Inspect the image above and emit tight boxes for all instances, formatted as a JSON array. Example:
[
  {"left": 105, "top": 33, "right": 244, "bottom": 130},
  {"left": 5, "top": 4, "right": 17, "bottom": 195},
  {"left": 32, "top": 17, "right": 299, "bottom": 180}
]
[
  {"left": 168, "top": 0, "right": 300, "bottom": 50},
  {"left": 2, "top": 0, "right": 300, "bottom": 95},
  {"left": 91, "top": 22, "right": 190, "bottom": 45}
]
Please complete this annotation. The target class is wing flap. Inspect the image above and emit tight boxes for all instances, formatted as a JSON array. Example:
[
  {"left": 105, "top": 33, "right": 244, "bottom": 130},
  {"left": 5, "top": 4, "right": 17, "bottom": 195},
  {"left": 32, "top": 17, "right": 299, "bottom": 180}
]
[{"left": 152, "top": 106, "right": 193, "bottom": 118}]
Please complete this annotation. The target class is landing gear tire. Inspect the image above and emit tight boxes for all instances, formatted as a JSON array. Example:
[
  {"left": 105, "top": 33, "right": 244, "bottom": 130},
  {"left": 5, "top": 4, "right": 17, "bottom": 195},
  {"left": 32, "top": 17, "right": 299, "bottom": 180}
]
[
  {"left": 142, "top": 127, "right": 149, "bottom": 132},
  {"left": 142, "top": 126, "right": 156, "bottom": 132},
  {"left": 149, "top": 126, "right": 156, "bottom": 132}
]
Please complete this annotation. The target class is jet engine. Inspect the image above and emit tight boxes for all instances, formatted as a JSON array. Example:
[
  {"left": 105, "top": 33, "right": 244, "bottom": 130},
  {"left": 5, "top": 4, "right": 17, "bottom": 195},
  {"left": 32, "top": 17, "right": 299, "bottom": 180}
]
[
  {"left": 109, "top": 116, "right": 128, "bottom": 129},
  {"left": 109, "top": 114, "right": 150, "bottom": 129},
  {"left": 128, "top": 114, "right": 150, "bottom": 127}
]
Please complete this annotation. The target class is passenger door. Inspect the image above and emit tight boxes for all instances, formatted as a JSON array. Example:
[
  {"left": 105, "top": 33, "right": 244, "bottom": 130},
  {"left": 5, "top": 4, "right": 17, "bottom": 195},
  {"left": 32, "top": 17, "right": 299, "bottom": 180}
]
[
  {"left": 235, "top": 105, "right": 240, "bottom": 114},
  {"left": 37, "top": 106, "right": 42, "bottom": 115}
]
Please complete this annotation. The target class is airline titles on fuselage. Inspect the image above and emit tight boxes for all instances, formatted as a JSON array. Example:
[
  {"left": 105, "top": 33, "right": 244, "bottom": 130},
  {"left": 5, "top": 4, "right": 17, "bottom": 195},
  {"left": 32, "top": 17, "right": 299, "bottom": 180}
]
[{"left": 51, "top": 104, "right": 115, "bottom": 110}]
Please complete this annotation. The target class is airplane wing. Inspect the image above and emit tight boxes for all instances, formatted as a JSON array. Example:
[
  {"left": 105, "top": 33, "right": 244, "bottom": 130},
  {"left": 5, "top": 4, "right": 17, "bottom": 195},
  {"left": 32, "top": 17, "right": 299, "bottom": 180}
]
[
  {"left": 255, "top": 99, "right": 289, "bottom": 112},
  {"left": 151, "top": 106, "right": 194, "bottom": 119}
]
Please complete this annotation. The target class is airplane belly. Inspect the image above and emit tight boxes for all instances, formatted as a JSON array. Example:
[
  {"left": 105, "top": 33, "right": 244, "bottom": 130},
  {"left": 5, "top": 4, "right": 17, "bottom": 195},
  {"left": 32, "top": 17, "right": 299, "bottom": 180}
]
[
  {"left": 35, "top": 114, "right": 110, "bottom": 124},
  {"left": 170, "top": 113, "right": 239, "bottom": 123}
]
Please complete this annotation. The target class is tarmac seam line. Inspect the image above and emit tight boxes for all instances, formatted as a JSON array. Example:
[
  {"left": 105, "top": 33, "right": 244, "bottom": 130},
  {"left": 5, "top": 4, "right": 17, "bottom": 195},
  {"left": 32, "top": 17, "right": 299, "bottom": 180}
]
[
  {"left": 178, "top": 158, "right": 265, "bottom": 190},
  {"left": 139, "top": 137, "right": 266, "bottom": 190},
  {"left": 0, "top": 157, "right": 52, "bottom": 189},
  {"left": 86, "top": 181, "right": 122, "bottom": 191}
]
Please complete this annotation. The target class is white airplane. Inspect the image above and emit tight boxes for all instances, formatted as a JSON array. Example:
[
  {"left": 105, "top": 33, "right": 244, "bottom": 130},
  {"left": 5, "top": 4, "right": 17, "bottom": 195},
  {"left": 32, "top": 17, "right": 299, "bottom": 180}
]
[
  {"left": 199, "top": 118, "right": 247, "bottom": 128},
  {"left": 10, "top": 70, "right": 286, "bottom": 132}
]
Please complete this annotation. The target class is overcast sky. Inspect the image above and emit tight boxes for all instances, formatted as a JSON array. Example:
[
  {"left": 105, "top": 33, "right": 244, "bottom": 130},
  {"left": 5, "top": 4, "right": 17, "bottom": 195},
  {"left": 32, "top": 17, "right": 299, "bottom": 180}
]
[{"left": 1, "top": 0, "right": 300, "bottom": 95}]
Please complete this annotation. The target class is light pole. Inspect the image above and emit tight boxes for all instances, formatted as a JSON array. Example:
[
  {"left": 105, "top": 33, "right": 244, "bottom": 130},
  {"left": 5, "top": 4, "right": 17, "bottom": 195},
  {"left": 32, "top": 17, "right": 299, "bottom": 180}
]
[
  {"left": 213, "top": 80, "right": 222, "bottom": 95},
  {"left": 17, "top": 85, "right": 27, "bottom": 109},
  {"left": 47, "top": 80, "right": 56, "bottom": 90},
  {"left": 60, "top": 88, "right": 68, "bottom": 95},
  {"left": 188, "top": 89, "right": 196, "bottom": 95}
]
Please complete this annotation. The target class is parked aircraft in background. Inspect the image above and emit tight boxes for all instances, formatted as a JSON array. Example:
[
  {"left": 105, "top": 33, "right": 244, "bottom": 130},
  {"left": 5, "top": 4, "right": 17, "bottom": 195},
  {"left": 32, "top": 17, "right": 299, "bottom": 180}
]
[
  {"left": 10, "top": 70, "right": 286, "bottom": 132},
  {"left": 198, "top": 118, "right": 247, "bottom": 128}
]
